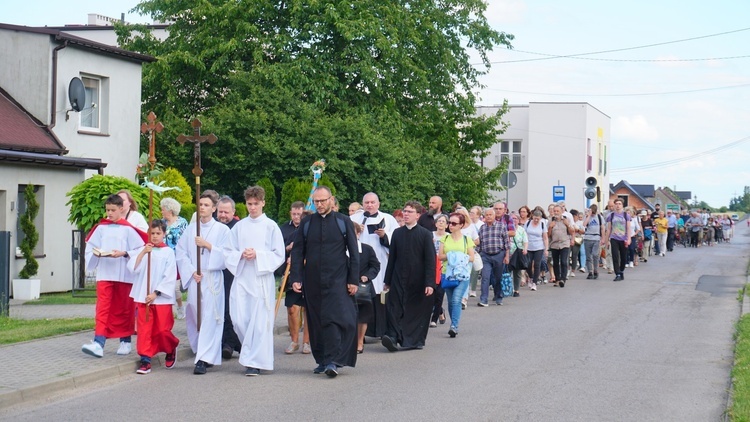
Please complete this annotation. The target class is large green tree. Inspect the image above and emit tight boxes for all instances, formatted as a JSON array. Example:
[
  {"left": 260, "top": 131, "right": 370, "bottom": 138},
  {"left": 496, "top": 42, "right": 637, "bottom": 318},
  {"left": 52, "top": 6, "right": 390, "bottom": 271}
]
[{"left": 117, "top": 0, "right": 512, "bottom": 210}]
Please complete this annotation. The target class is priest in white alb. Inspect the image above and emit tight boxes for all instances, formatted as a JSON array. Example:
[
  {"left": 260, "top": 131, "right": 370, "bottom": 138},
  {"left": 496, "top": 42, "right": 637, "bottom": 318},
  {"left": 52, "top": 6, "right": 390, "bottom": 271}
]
[
  {"left": 223, "top": 186, "right": 285, "bottom": 376},
  {"left": 358, "top": 192, "right": 399, "bottom": 337}
]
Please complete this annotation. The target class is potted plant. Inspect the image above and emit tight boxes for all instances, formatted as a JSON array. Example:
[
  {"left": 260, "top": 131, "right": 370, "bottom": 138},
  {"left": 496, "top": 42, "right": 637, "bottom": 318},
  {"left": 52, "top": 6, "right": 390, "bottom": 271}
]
[{"left": 13, "top": 184, "right": 41, "bottom": 300}]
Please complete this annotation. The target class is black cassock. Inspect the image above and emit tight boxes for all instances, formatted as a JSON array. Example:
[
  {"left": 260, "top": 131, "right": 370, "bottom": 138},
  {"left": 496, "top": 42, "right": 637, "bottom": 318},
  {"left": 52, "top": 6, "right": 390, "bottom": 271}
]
[
  {"left": 384, "top": 224, "right": 436, "bottom": 348},
  {"left": 290, "top": 212, "right": 359, "bottom": 367}
]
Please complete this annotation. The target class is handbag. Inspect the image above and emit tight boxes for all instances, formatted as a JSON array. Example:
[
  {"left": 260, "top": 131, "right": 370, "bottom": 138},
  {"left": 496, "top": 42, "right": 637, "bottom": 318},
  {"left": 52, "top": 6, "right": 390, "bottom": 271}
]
[
  {"left": 500, "top": 270, "right": 514, "bottom": 298},
  {"left": 442, "top": 276, "right": 459, "bottom": 289},
  {"left": 355, "top": 280, "right": 373, "bottom": 304},
  {"left": 509, "top": 239, "right": 529, "bottom": 270},
  {"left": 472, "top": 254, "right": 483, "bottom": 272}
]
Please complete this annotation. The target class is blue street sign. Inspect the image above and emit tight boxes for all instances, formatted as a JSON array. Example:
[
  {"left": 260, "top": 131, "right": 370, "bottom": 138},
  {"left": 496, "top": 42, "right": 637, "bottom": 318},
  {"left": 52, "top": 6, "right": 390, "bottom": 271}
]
[{"left": 553, "top": 186, "right": 565, "bottom": 202}]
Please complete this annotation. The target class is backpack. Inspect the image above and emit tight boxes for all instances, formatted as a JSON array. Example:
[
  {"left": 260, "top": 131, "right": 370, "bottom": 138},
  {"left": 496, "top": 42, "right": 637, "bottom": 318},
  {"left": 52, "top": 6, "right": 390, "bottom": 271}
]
[
  {"left": 525, "top": 220, "right": 546, "bottom": 231},
  {"left": 302, "top": 213, "right": 347, "bottom": 244}
]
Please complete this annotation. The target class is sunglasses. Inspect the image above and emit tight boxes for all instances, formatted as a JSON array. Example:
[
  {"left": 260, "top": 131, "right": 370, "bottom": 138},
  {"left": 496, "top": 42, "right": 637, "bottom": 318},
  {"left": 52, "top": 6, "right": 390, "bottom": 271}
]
[{"left": 449, "top": 222, "right": 461, "bottom": 226}]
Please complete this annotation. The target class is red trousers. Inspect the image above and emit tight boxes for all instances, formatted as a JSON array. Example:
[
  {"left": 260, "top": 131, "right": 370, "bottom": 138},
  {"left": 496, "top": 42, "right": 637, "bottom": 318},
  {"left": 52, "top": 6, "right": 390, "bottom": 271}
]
[
  {"left": 95, "top": 281, "right": 135, "bottom": 339},
  {"left": 135, "top": 303, "right": 179, "bottom": 358}
]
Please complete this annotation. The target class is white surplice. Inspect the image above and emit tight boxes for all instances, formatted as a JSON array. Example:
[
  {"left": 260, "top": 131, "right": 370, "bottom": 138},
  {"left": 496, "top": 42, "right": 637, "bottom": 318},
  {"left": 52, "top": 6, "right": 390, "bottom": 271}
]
[
  {"left": 358, "top": 212, "right": 398, "bottom": 293},
  {"left": 175, "top": 218, "right": 230, "bottom": 365},
  {"left": 128, "top": 246, "right": 177, "bottom": 305},
  {"left": 85, "top": 223, "right": 145, "bottom": 283},
  {"left": 223, "top": 213, "right": 285, "bottom": 370}
]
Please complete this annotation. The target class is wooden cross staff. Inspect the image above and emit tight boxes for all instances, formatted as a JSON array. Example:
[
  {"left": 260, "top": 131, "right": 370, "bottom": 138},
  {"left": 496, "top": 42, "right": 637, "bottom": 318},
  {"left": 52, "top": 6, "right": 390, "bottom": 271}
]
[
  {"left": 176, "top": 118, "right": 217, "bottom": 331},
  {"left": 140, "top": 111, "right": 164, "bottom": 322}
]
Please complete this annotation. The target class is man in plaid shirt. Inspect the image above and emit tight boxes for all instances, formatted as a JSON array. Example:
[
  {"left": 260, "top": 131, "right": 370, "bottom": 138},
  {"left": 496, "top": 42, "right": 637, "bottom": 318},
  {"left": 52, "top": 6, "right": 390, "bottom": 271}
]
[{"left": 476, "top": 208, "right": 510, "bottom": 306}]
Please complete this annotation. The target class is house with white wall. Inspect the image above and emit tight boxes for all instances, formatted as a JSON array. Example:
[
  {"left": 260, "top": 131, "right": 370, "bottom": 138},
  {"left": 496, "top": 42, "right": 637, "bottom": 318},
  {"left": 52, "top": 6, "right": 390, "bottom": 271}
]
[
  {"left": 477, "top": 102, "right": 611, "bottom": 213},
  {"left": 0, "top": 23, "right": 154, "bottom": 295}
]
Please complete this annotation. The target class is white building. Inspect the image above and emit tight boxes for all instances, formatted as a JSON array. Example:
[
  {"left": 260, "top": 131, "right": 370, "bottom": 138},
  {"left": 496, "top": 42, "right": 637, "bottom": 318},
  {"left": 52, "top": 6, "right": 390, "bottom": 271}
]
[
  {"left": 477, "top": 102, "right": 611, "bottom": 213},
  {"left": 0, "top": 23, "right": 154, "bottom": 294}
]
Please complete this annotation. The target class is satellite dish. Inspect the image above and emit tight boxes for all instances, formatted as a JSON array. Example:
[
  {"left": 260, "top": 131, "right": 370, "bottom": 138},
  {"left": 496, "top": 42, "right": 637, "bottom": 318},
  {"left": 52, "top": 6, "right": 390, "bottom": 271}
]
[{"left": 68, "top": 77, "right": 86, "bottom": 112}]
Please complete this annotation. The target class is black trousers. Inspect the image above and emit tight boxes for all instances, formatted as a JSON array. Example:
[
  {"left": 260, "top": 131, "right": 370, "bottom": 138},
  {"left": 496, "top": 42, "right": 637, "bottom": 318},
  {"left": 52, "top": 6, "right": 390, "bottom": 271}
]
[
  {"left": 610, "top": 239, "right": 627, "bottom": 276},
  {"left": 666, "top": 228, "right": 676, "bottom": 251}
]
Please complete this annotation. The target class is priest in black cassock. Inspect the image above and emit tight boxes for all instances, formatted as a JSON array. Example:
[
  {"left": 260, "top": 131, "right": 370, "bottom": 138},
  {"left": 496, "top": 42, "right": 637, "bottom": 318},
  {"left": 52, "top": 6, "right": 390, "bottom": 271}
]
[
  {"left": 290, "top": 186, "right": 359, "bottom": 378},
  {"left": 382, "top": 200, "right": 436, "bottom": 352}
]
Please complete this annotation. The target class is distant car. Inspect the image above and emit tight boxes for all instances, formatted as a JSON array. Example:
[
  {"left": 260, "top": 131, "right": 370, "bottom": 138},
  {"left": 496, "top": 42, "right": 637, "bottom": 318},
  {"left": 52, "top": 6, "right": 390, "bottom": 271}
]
[{"left": 731, "top": 214, "right": 739, "bottom": 221}]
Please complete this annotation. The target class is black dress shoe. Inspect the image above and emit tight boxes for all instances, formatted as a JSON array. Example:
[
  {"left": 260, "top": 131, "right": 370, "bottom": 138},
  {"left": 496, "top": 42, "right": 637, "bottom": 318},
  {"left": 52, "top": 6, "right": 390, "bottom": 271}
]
[
  {"left": 381, "top": 335, "right": 398, "bottom": 352},
  {"left": 222, "top": 345, "right": 233, "bottom": 360},
  {"left": 325, "top": 364, "right": 338, "bottom": 378},
  {"left": 613, "top": 275, "right": 623, "bottom": 282},
  {"left": 586, "top": 273, "right": 594, "bottom": 279},
  {"left": 313, "top": 363, "right": 326, "bottom": 374},
  {"left": 194, "top": 361, "right": 207, "bottom": 375},
  {"left": 593, "top": 273, "right": 599, "bottom": 279}
]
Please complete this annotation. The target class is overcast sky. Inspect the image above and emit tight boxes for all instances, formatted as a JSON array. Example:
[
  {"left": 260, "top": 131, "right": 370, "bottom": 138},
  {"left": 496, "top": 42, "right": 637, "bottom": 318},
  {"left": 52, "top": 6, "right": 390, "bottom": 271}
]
[{"left": 4, "top": 0, "right": 749, "bottom": 208}]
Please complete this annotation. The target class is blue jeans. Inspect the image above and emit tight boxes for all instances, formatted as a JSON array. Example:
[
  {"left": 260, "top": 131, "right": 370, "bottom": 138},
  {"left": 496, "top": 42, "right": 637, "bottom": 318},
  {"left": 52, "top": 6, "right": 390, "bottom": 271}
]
[
  {"left": 94, "top": 335, "right": 131, "bottom": 347},
  {"left": 480, "top": 251, "right": 506, "bottom": 304},
  {"left": 444, "top": 279, "right": 470, "bottom": 330}
]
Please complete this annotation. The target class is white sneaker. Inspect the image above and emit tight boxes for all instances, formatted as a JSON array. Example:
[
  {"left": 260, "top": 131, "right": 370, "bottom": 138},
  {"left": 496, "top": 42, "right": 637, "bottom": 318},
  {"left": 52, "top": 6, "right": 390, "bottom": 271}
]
[
  {"left": 116, "top": 341, "right": 132, "bottom": 355},
  {"left": 579, "top": 267, "right": 586, "bottom": 273},
  {"left": 469, "top": 291, "right": 477, "bottom": 297},
  {"left": 530, "top": 283, "right": 537, "bottom": 291},
  {"left": 569, "top": 272, "right": 576, "bottom": 278},
  {"left": 82, "top": 341, "right": 104, "bottom": 358},
  {"left": 176, "top": 306, "right": 186, "bottom": 320}
]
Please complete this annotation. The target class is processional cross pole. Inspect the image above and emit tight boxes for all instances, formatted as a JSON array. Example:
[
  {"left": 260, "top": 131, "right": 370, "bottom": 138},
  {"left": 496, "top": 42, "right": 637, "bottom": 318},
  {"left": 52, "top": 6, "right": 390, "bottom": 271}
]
[
  {"left": 176, "top": 119, "right": 217, "bottom": 331},
  {"left": 140, "top": 111, "right": 164, "bottom": 322}
]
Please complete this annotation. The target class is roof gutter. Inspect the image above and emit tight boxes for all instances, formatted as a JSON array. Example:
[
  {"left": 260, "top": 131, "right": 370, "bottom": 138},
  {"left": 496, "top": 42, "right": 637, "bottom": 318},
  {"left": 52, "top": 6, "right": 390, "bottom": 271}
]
[{"left": 50, "top": 39, "right": 69, "bottom": 129}]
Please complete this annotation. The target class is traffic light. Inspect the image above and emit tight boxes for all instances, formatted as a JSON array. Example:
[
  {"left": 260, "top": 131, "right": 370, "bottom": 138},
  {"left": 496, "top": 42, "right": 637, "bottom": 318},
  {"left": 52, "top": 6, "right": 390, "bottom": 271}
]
[{"left": 585, "top": 177, "right": 597, "bottom": 200}]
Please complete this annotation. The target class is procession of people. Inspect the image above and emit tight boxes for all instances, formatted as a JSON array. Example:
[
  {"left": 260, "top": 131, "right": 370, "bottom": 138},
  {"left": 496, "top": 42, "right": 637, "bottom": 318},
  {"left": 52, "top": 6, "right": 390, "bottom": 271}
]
[{"left": 83, "top": 184, "right": 736, "bottom": 378}]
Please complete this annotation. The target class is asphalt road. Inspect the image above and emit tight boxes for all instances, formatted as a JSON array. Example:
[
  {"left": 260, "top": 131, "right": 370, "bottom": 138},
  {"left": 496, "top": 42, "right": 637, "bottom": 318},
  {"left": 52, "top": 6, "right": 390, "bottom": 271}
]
[{"left": 3, "top": 225, "right": 748, "bottom": 422}]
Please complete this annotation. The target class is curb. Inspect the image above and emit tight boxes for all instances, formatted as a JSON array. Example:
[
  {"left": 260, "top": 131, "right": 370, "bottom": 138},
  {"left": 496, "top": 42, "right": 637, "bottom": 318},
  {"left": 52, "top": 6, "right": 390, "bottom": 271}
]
[
  {"left": 0, "top": 345, "right": 194, "bottom": 410},
  {"left": 0, "top": 325, "right": 290, "bottom": 410}
]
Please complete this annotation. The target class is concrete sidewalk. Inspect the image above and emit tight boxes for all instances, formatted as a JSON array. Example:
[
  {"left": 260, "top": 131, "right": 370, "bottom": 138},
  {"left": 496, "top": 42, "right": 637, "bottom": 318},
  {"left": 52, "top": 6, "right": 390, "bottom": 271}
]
[{"left": 0, "top": 301, "right": 290, "bottom": 409}]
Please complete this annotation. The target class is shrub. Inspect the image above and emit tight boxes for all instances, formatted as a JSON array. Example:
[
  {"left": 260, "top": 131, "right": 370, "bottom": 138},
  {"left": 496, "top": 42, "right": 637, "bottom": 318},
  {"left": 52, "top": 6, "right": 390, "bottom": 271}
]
[
  {"left": 256, "top": 177, "right": 277, "bottom": 221},
  {"left": 153, "top": 167, "right": 193, "bottom": 206},
  {"left": 18, "top": 184, "right": 39, "bottom": 279},
  {"left": 66, "top": 175, "right": 151, "bottom": 233}
]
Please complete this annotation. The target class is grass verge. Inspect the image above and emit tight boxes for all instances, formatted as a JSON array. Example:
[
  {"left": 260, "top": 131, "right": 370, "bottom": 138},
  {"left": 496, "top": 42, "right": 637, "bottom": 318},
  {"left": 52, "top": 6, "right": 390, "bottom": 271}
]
[
  {"left": 731, "top": 314, "right": 750, "bottom": 420},
  {"left": 22, "top": 292, "right": 96, "bottom": 305},
  {"left": 0, "top": 317, "right": 94, "bottom": 344}
]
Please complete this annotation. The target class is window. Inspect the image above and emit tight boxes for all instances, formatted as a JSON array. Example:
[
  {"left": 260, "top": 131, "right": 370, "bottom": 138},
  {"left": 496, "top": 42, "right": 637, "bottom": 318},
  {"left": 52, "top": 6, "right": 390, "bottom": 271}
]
[
  {"left": 80, "top": 76, "right": 100, "bottom": 130},
  {"left": 598, "top": 143, "right": 603, "bottom": 175},
  {"left": 497, "top": 140, "right": 522, "bottom": 171},
  {"left": 604, "top": 145, "right": 608, "bottom": 176},
  {"left": 79, "top": 74, "right": 109, "bottom": 134},
  {"left": 587, "top": 138, "right": 592, "bottom": 173}
]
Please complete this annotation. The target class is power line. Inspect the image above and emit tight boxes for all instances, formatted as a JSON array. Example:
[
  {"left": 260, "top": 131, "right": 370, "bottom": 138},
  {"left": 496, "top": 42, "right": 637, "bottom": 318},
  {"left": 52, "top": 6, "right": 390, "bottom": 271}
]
[
  {"left": 493, "top": 54, "right": 750, "bottom": 64},
  {"left": 481, "top": 26, "right": 750, "bottom": 65},
  {"left": 485, "top": 83, "right": 750, "bottom": 97},
  {"left": 610, "top": 135, "right": 750, "bottom": 173}
]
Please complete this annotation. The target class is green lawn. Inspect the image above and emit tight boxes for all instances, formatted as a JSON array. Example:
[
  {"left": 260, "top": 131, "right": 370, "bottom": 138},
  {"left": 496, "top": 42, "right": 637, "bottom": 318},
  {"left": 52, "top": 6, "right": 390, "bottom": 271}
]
[
  {"left": 0, "top": 317, "right": 94, "bottom": 344},
  {"left": 22, "top": 292, "right": 97, "bottom": 305}
]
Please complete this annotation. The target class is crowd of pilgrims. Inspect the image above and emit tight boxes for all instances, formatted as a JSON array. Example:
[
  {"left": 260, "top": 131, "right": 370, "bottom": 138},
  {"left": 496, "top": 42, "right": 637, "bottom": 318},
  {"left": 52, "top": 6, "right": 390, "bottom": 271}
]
[{"left": 80, "top": 188, "right": 737, "bottom": 377}]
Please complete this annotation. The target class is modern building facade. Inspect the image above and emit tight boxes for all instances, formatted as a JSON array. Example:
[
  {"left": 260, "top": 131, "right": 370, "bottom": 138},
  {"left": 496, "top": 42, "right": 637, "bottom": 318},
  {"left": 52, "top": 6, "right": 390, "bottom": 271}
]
[
  {"left": 0, "top": 23, "right": 153, "bottom": 294},
  {"left": 476, "top": 102, "right": 611, "bottom": 213}
]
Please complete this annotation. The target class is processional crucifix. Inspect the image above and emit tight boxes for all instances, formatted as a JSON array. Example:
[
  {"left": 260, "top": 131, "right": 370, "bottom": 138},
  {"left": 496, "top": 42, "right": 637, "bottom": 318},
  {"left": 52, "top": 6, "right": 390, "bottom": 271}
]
[
  {"left": 177, "top": 119, "right": 217, "bottom": 332},
  {"left": 140, "top": 111, "right": 164, "bottom": 322}
]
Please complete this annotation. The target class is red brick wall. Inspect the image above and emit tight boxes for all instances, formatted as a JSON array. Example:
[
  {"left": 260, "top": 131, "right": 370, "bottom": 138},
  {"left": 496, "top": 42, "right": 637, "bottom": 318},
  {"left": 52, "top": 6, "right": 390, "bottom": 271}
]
[{"left": 613, "top": 187, "right": 649, "bottom": 210}]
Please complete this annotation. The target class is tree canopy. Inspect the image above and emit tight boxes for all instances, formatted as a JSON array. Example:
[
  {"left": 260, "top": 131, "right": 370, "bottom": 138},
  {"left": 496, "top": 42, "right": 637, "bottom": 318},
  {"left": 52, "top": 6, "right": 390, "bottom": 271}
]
[{"left": 118, "top": 0, "right": 513, "bottom": 210}]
